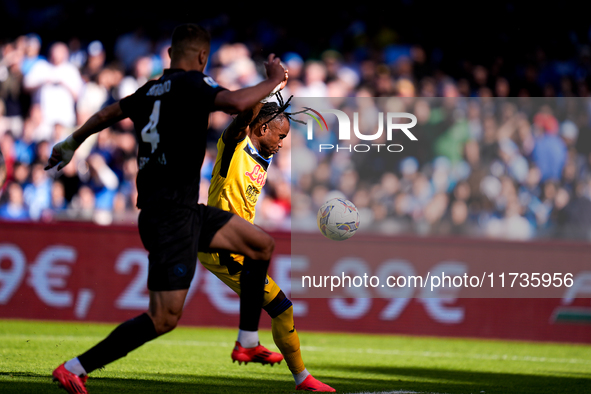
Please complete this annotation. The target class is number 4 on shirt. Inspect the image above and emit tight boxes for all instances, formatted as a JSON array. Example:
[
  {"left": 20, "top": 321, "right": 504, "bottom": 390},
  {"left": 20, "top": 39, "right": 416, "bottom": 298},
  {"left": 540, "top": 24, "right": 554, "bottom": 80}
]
[{"left": 141, "top": 100, "right": 161, "bottom": 153}]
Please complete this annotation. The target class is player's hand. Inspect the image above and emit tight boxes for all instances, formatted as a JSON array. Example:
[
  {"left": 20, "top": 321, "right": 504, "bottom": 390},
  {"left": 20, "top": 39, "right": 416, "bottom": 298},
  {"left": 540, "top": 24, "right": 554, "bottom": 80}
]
[
  {"left": 264, "top": 54, "right": 286, "bottom": 84},
  {"left": 278, "top": 70, "right": 289, "bottom": 91},
  {"left": 44, "top": 135, "right": 81, "bottom": 171},
  {"left": 261, "top": 71, "right": 289, "bottom": 103}
]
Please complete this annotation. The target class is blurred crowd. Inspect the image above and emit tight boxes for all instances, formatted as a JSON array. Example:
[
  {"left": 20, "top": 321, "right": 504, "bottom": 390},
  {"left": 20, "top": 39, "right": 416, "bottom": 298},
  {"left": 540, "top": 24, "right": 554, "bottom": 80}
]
[
  {"left": 2, "top": 21, "right": 591, "bottom": 240},
  {"left": 289, "top": 97, "right": 591, "bottom": 241},
  {"left": 0, "top": 31, "right": 164, "bottom": 224}
]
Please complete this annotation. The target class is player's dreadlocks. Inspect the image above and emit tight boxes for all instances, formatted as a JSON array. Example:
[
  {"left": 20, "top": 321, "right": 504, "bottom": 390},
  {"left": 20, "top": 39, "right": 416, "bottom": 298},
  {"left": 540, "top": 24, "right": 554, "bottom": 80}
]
[{"left": 250, "top": 92, "right": 307, "bottom": 129}]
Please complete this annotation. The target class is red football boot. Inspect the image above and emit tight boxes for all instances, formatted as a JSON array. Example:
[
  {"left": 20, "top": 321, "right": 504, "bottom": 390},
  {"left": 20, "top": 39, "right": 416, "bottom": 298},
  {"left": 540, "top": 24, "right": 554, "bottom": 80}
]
[
  {"left": 231, "top": 341, "right": 283, "bottom": 366},
  {"left": 52, "top": 363, "right": 88, "bottom": 394},
  {"left": 296, "top": 374, "right": 336, "bottom": 392}
]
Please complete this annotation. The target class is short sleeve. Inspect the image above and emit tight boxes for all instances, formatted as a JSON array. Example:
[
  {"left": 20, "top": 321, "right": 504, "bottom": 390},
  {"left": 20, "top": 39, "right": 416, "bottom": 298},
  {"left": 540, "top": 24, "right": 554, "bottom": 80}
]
[
  {"left": 190, "top": 72, "right": 227, "bottom": 112},
  {"left": 119, "top": 90, "right": 141, "bottom": 118}
]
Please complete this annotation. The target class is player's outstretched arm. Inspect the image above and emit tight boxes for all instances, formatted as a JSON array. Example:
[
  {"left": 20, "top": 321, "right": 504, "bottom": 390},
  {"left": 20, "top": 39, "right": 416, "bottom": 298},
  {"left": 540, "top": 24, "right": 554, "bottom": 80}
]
[
  {"left": 45, "top": 102, "right": 126, "bottom": 171},
  {"left": 222, "top": 67, "right": 288, "bottom": 142},
  {"left": 214, "top": 54, "right": 287, "bottom": 114},
  {"left": 223, "top": 102, "right": 264, "bottom": 142}
]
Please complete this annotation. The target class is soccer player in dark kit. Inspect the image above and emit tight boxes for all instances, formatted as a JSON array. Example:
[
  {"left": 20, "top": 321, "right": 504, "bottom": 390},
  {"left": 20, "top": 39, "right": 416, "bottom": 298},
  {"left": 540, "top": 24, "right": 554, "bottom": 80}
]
[{"left": 45, "top": 24, "right": 287, "bottom": 394}]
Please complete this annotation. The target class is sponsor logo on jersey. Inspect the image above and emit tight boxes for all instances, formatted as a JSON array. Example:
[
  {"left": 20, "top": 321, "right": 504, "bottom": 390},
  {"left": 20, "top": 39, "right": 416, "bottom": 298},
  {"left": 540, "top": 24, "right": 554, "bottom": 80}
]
[
  {"left": 245, "top": 184, "right": 260, "bottom": 204},
  {"left": 245, "top": 164, "right": 267, "bottom": 187}
]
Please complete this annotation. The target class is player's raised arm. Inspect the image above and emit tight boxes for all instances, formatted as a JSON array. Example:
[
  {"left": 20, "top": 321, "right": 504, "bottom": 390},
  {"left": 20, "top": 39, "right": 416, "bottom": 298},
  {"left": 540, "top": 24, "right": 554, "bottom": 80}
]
[
  {"left": 214, "top": 54, "right": 287, "bottom": 114},
  {"left": 45, "top": 102, "right": 126, "bottom": 171},
  {"left": 222, "top": 67, "right": 288, "bottom": 142},
  {"left": 222, "top": 102, "right": 264, "bottom": 142}
]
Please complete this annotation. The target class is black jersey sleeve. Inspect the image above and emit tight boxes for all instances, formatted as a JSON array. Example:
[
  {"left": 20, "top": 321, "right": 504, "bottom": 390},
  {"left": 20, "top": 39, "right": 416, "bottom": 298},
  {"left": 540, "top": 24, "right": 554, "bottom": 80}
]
[
  {"left": 188, "top": 72, "right": 227, "bottom": 112},
  {"left": 119, "top": 84, "right": 150, "bottom": 119}
]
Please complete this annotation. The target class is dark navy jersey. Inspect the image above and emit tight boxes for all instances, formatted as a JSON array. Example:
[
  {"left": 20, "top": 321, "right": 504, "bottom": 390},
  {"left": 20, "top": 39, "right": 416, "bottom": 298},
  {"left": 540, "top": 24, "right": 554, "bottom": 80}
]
[{"left": 120, "top": 69, "right": 226, "bottom": 208}]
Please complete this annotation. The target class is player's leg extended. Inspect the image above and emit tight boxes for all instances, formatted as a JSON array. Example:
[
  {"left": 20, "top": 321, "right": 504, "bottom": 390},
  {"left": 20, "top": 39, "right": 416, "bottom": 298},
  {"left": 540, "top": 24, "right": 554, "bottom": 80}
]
[
  {"left": 264, "top": 290, "right": 335, "bottom": 392},
  {"left": 198, "top": 252, "right": 283, "bottom": 365},
  {"left": 53, "top": 289, "right": 187, "bottom": 393},
  {"left": 209, "top": 214, "right": 274, "bottom": 261},
  {"left": 263, "top": 291, "right": 303, "bottom": 374},
  {"left": 54, "top": 197, "right": 197, "bottom": 393},
  {"left": 209, "top": 215, "right": 274, "bottom": 333},
  {"left": 147, "top": 288, "right": 189, "bottom": 334}
]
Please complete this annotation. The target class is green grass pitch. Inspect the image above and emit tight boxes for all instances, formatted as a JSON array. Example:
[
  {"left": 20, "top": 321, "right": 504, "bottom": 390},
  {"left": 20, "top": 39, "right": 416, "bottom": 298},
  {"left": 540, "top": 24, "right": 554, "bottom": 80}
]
[{"left": 1, "top": 319, "right": 590, "bottom": 394}]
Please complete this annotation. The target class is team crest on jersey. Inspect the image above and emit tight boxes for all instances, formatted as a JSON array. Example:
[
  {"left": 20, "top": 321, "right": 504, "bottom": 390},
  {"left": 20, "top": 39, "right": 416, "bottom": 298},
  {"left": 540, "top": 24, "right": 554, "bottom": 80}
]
[{"left": 203, "top": 76, "right": 219, "bottom": 87}]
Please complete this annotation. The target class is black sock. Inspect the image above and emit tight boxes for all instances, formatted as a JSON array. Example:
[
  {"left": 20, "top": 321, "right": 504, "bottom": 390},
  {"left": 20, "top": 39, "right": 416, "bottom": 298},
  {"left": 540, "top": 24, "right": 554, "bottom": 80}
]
[
  {"left": 77, "top": 313, "right": 158, "bottom": 374},
  {"left": 239, "top": 257, "right": 270, "bottom": 331}
]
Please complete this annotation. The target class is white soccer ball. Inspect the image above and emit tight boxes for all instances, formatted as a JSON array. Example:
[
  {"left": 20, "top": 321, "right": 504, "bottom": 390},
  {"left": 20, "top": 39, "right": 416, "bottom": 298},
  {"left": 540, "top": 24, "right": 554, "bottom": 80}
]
[{"left": 317, "top": 198, "right": 360, "bottom": 241}]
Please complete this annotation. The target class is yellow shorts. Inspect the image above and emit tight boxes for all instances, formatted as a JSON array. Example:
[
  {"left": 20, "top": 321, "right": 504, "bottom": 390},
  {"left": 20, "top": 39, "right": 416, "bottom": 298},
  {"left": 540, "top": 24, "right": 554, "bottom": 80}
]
[{"left": 198, "top": 251, "right": 280, "bottom": 306}]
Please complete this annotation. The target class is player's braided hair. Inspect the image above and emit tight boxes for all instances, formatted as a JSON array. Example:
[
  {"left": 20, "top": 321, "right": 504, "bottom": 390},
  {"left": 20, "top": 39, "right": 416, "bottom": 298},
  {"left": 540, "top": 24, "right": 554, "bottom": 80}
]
[{"left": 251, "top": 92, "right": 307, "bottom": 129}]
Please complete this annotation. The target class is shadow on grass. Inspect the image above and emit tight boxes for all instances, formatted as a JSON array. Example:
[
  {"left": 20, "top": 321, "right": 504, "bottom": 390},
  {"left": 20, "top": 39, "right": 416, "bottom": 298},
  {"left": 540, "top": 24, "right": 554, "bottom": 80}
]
[
  {"left": 320, "top": 365, "right": 591, "bottom": 394},
  {"left": 0, "top": 372, "right": 296, "bottom": 394},
  {"left": 1, "top": 366, "right": 590, "bottom": 394}
]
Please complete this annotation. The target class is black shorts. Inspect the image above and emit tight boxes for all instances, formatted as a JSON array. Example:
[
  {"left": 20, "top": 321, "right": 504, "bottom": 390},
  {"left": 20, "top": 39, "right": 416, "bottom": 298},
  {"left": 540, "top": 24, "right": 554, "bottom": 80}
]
[{"left": 138, "top": 203, "right": 234, "bottom": 291}]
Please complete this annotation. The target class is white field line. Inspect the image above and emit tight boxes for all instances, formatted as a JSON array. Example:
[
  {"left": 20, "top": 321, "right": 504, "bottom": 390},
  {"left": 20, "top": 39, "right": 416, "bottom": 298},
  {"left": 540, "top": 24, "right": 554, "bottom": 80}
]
[{"left": 2, "top": 333, "right": 590, "bottom": 366}]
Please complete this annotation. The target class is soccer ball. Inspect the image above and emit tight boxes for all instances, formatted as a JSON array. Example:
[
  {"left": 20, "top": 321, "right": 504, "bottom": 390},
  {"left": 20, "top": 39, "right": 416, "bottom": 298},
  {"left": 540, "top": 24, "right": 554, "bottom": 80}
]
[{"left": 317, "top": 198, "right": 360, "bottom": 241}]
